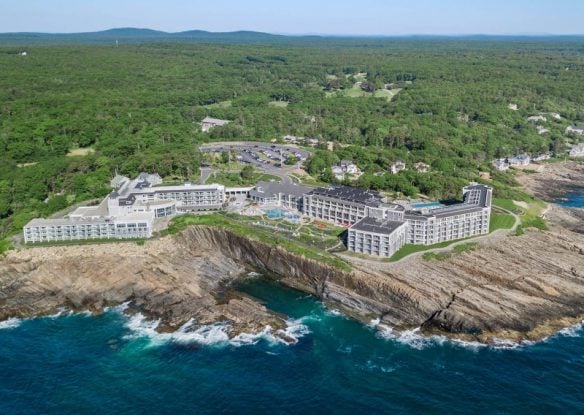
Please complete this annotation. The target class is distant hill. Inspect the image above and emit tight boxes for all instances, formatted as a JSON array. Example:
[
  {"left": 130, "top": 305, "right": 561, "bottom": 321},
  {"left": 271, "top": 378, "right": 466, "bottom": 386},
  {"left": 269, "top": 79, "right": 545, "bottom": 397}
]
[
  {"left": 0, "top": 28, "right": 284, "bottom": 45},
  {"left": 0, "top": 28, "right": 582, "bottom": 45}
]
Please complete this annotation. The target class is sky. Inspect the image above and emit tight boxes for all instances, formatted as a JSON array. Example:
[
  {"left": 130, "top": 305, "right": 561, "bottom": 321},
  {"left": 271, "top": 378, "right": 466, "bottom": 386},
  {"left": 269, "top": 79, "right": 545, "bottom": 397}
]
[{"left": 1, "top": 0, "right": 583, "bottom": 36}]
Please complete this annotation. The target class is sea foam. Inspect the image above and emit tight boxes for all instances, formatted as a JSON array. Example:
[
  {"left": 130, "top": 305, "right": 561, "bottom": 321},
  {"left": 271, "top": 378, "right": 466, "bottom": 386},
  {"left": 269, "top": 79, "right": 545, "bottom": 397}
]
[
  {"left": 0, "top": 317, "right": 22, "bottom": 330},
  {"left": 376, "top": 322, "right": 584, "bottom": 351},
  {"left": 123, "top": 313, "right": 309, "bottom": 348}
]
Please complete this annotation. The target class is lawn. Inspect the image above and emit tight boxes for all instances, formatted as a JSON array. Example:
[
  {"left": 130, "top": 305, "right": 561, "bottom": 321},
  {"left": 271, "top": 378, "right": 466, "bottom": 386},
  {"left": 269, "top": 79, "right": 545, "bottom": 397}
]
[
  {"left": 388, "top": 238, "right": 472, "bottom": 262},
  {"left": 66, "top": 147, "right": 95, "bottom": 157},
  {"left": 202, "top": 100, "right": 232, "bottom": 109},
  {"left": 373, "top": 88, "right": 401, "bottom": 102},
  {"left": 0, "top": 239, "right": 11, "bottom": 255},
  {"left": 268, "top": 100, "right": 289, "bottom": 108},
  {"left": 493, "top": 198, "right": 518, "bottom": 211},
  {"left": 490, "top": 212, "right": 516, "bottom": 231},
  {"left": 164, "top": 213, "right": 351, "bottom": 271},
  {"left": 494, "top": 198, "right": 547, "bottom": 231},
  {"left": 344, "top": 84, "right": 368, "bottom": 97}
]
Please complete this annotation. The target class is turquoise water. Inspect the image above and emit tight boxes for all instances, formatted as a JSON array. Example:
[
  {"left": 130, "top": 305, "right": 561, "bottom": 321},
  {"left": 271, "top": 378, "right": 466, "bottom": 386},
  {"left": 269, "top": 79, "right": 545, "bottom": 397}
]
[
  {"left": 265, "top": 208, "right": 301, "bottom": 223},
  {"left": 558, "top": 188, "right": 584, "bottom": 208},
  {"left": 1, "top": 192, "right": 583, "bottom": 414},
  {"left": 1, "top": 277, "right": 583, "bottom": 414},
  {"left": 411, "top": 201, "right": 443, "bottom": 209}
]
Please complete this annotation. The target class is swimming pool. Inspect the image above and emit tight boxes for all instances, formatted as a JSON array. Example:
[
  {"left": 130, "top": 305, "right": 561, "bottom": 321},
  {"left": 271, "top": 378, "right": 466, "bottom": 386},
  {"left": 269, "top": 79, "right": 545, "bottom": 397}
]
[
  {"left": 265, "top": 208, "right": 301, "bottom": 223},
  {"left": 410, "top": 201, "right": 444, "bottom": 209}
]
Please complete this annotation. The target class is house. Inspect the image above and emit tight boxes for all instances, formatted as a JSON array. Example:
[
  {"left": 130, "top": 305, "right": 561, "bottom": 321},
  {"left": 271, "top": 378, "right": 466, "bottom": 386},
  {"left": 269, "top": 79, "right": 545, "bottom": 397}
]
[
  {"left": 536, "top": 125, "right": 549, "bottom": 135},
  {"left": 20, "top": 51, "right": 27, "bottom": 56},
  {"left": 390, "top": 160, "right": 406, "bottom": 174},
  {"left": 566, "top": 126, "right": 584, "bottom": 135},
  {"left": 340, "top": 160, "right": 361, "bottom": 175},
  {"left": 414, "top": 162, "right": 430, "bottom": 173},
  {"left": 332, "top": 166, "right": 345, "bottom": 181},
  {"left": 110, "top": 174, "right": 130, "bottom": 189},
  {"left": 549, "top": 112, "right": 561, "bottom": 121},
  {"left": 201, "top": 117, "right": 230, "bottom": 132},
  {"left": 306, "top": 138, "right": 320, "bottom": 147},
  {"left": 283, "top": 135, "right": 299, "bottom": 144},
  {"left": 333, "top": 160, "right": 362, "bottom": 181},
  {"left": 532, "top": 153, "right": 552, "bottom": 162},
  {"left": 569, "top": 143, "right": 584, "bottom": 158},
  {"left": 492, "top": 159, "right": 509, "bottom": 171},
  {"left": 527, "top": 115, "right": 547, "bottom": 123},
  {"left": 508, "top": 103, "right": 518, "bottom": 111},
  {"left": 508, "top": 154, "right": 531, "bottom": 167}
]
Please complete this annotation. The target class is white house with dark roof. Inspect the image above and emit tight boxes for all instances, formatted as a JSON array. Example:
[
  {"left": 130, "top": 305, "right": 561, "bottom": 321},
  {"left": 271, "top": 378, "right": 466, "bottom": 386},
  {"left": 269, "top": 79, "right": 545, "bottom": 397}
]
[
  {"left": 566, "top": 126, "right": 584, "bottom": 135},
  {"left": 201, "top": 117, "right": 231, "bottom": 132},
  {"left": 414, "top": 162, "right": 430, "bottom": 173},
  {"left": 569, "top": 143, "right": 584, "bottom": 158},
  {"left": 390, "top": 160, "right": 406, "bottom": 174}
]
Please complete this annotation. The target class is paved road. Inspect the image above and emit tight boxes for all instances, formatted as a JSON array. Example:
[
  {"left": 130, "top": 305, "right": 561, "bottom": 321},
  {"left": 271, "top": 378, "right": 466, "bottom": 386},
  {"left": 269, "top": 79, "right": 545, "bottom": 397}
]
[
  {"left": 336, "top": 206, "right": 522, "bottom": 271},
  {"left": 199, "top": 167, "right": 216, "bottom": 184}
]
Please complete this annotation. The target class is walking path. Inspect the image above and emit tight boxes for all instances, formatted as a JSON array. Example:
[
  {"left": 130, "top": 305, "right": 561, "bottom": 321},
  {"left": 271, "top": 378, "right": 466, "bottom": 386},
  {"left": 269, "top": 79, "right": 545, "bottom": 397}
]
[{"left": 336, "top": 207, "right": 521, "bottom": 271}]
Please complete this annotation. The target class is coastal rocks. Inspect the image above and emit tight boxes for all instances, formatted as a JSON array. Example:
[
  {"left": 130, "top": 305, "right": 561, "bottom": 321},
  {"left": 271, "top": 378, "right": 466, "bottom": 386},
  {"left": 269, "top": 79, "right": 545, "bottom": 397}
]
[
  {"left": 516, "top": 160, "right": 584, "bottom": 201},
  {"left": 0, "top": 238, "right": 286, "bottom": 337},
  {"left": 174, "top": 225, "right": 584, "bottom": 343},
  {"left": 2, "top": 213, "right": 584, "bottom": 344}
]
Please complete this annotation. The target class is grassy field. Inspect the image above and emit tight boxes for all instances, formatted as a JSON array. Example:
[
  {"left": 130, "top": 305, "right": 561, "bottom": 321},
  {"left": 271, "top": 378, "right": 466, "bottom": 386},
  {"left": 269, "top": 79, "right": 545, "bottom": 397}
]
[
  {"left": 268, "top": 101, "right": 289, "bottom": 108},
  {"left": 164, "top": 213, "right": 351, "bottom": 271},
  {"left": 493, "top": 198, "right": 519, "bottom": 212},
  {"left": 373, "top": 88, "right": 402, "bottom": 101},
  {"left": 494, "top": 197, "right": 547, "bottom": 232},
  {"left": 202, "top": 100, "right": 232, "bottom": 109},
  {"left": 490, "top": 212, "right": 516, "bottom": 231},
  {"left": 16, "top": 162, "right": 38, "bottom": 168},
  {"left": 0, "top": 239, "right": 11, "bottom": 255},
  {"left": 388, "top": 237, "right": 474, "bottom": 262},
  {"left": 66, "top": 147, "right": 95, "bottom": 157}
]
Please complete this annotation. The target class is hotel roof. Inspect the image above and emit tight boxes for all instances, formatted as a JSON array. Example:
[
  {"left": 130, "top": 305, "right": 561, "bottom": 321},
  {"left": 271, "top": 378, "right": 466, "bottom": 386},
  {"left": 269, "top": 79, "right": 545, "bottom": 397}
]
[
  {"left": 308, "top": 185, "right": 384, "bottom": 207},
  {"left": 24, "top": 212, "right": 154, "bottom": 228},
  {"left": 250, "top": 181, "right": 311, "bottom": 199},
  {"left": 350, "top": 217, "right": 405, "bottom": 235}
]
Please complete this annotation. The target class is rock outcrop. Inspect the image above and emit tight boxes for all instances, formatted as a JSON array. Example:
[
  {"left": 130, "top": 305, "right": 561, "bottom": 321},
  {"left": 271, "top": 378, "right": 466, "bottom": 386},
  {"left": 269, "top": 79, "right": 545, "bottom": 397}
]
[{"left": 2, "top": 220, "right": 584, "bottom": 344}]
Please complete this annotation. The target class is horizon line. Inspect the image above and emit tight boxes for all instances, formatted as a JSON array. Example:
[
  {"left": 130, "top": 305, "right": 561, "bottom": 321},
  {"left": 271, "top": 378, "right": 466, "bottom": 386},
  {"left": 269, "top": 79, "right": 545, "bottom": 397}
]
[{"left": 1, "top": 27, "right": 584, "bottom": 38}]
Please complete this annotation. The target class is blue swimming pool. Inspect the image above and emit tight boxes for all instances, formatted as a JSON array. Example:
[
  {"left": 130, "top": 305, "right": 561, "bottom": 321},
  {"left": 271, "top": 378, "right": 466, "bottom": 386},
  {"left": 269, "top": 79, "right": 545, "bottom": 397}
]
[
  {"left": 265, "top": 209, "right": 301, "bottom": 222},
  {"left": 411, "top": 201, "right": 443, "bottom": 209}
]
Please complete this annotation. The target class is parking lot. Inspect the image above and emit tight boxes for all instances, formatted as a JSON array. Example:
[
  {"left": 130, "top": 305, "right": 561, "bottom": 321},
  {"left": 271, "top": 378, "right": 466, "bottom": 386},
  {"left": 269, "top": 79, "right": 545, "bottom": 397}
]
[{"left": 199, "top": 142, "right": 311, "bottom": 184}]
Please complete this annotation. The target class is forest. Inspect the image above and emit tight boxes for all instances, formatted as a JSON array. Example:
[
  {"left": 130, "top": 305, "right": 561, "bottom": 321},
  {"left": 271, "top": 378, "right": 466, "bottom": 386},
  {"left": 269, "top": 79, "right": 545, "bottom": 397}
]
[{"left": 1, "top": 39, "right": 583, "bottom": 242}]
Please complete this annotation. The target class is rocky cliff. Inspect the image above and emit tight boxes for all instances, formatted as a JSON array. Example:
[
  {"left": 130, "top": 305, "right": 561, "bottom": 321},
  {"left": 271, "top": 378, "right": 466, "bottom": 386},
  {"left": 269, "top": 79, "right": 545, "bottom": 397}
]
[{"left": 3, "top": 220, "right": 583, "bottom": 344}]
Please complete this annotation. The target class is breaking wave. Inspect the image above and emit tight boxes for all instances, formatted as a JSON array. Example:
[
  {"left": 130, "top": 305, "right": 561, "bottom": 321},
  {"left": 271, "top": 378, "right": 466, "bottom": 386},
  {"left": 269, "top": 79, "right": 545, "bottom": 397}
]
[
  {"left": 377, "top": 320, "right": 584, "bottom": 351},
  {"left": 0, "top": 318, "right": 22, "bottom": 330},
  {"left": 123, "top": 313, "right": 309, "bottom": 348}
]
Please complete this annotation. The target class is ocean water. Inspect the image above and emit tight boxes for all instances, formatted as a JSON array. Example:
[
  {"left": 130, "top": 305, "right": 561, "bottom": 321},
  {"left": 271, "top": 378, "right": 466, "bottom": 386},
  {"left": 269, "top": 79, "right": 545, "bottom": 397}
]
[
  {"left": 1, "top": 277, "right": 583, "bottom": 414},
  {"left": 558, "top": 187, "right": 584, "bottom": 208},
  {"left": 1, "top": 192, "right": 583, "bottom": 414}
]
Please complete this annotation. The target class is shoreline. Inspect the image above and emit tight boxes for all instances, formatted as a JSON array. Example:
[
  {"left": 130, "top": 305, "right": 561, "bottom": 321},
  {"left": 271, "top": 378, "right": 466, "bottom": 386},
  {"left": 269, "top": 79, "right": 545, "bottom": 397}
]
[{"left": 1, "top": 161, "right": 584, "bottom": 346}]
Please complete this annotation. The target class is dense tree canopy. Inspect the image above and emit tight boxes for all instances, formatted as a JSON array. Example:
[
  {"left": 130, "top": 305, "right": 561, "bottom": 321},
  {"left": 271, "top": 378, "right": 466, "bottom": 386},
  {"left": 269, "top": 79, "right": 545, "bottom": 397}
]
[{"left": 0, "top": 40, "right": 583, "bottom": 238}]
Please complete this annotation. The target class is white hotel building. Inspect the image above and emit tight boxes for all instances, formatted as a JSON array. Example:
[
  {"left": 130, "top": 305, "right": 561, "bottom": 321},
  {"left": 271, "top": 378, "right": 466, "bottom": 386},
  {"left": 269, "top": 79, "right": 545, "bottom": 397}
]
[
  {"left": 347, "top": 184, "right": 492, "bottom": 257},
  {"left": 23, "top": 173, "right": 231, "bottom": 244}
]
